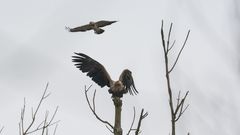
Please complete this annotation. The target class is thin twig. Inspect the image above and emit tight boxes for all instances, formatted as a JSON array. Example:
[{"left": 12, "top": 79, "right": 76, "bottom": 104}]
[
  {"left": 27, "top": 121, "right": 60, "bottom": 134},
  {"left": 168, "top": 30, "right": 190, "bottom": 73},
  {"left": 174, "top": 91, "right": 189, "bottom": 116},
  {"left": 46, "top": 127, "right": 49, "bottom": 135},
  {"left": 20, "top": 98, "right": 26, "bottom": 135},
  {"left": 105, "top": 125, "right": 114, "bottom": 133},
  {"left": 19, "top": 83, "right": 59, "bottom": 135},
  {"left": 167, "top": 23, "right": 173, "bottom": 51},
  {"left": 135, "top": 109, "right": 148, "bottom": 135},
  {"left": 53, "top": 124, "right": 58, "bottom": 135},
  {"left": 0, "top": 127, "right": 3, "bottom": 134},
  {"left": 41, "top": 111, "right": 49, "bottom": 135},
  {"left": 24, "top": 83, "right": 50, "bottom": 134},
  {"left": 84, "top": 85, "right": 114, "bottom": 129},
  {"left": 161, "top": 20, "right": 167, "bottom": 53},
  {"left": 19, "top": 123, "right": 21, "bottom": 135},
  {"left": 46, "top": 107, "right": 59, "bottom": 127},
  {"left": 93, "top": 89, "right": 96, "bottom": 111},
  {"left": 176, "top": 91, "right": 181, "bottom": 107},
  {"left": 168, "top": 40, "right": 176, "bottom": 52},
  {"left": 175, "top": 104, "right": 189, "bottom": 122},
  {"left": 127, "top": 107, "right": 136, "bottom": 135}
]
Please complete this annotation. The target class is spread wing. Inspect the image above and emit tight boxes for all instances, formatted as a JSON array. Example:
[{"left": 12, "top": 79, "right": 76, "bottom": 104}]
[
  {"left": 66, "top": 24, "right": 92, "bottom": 32},
  {"left": 95, "top": 20, "right": 117, "bottom": 28},
  {"left": 119, "top": 69, "right": 138, "bottom": 95},
  {"left": 72, "top": 53, "right": 112, "bottom": 87}
]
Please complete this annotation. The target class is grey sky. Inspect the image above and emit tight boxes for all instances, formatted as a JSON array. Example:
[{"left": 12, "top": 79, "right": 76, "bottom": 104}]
[{"left": 0, "top": 0, "right": 240, "bottom": 135}]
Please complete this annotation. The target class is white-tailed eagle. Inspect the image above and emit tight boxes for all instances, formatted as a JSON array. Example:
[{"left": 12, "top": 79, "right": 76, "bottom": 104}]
[
  {"left": 72, "top": 53, "right": 138, "bottom": 97},
  {"left": 66, "top": 20, "right": 117, "bottom": 34}
]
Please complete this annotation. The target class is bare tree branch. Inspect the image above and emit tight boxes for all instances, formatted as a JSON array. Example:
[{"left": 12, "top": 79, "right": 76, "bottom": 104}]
[
  {"left": 24, "top": 83, "right": 50, "bottom": 134},
  {"left": 161, "top": 20, "right": 167, "bottom": 53},
  {"left": 135, "top": 109, "right": 148, "bottom": 135},
  {"left": 105, "top": 125, "right": 114, "bottom": 133},
  {"left": 174, "top": 91, "right": 189, "bottom": 122},
  {"left": 93, "top": 89, "right": 97, "bottom": 111},
  {"left": 41, "top": 111, "right": 48, "bottom": 135},
  {"left": 27, "top": 113, "right": 59, "bottom": 134},
  {"left": 174, "top": 91, "right": 189, "bottom": 115},
  {"left": 168, "top": 40, "right": 176, "bottom": 52},
  {"left": 126, "top": 107, "right": 136, "bottom": 135},
  {"left": 20, "top": 98, "right": 26, "bottom": 135},
  {"left": 161, "top": 21, "right": 175, "bottom": 130},
  {"left": 176, "top": 91, "right": 181, "bottom": 107},
  {"left": 0, "top": 126, "right": 4, "bottom": 134},
  {"left": 53, "top": 124, "right": 58, "bottom": 135},
  {"left": 19, "top": 83, "right": 59, "bottom": 135},
  {"left": 84, "top": 85, "right": 114, "bottom": 130},
  {"left": 19, "top": 123, "right": 21, "bottom": 135},
  {"left": 167, "top": 23, "right": 173, "bottom": 51},
  {"left": 175, "top": 103, "right": 189, "bottom": 122},
  {"left": 168, "top": 30, "right": 190, "bottom": 73},
  {"left": 161, "top": 20, "right": 190, "bottom": 135}
]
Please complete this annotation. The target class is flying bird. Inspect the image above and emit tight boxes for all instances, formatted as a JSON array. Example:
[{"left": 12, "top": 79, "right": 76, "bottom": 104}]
[
  {"left": 72, "top": 53, "right": 138, "bottom": 97},
  {"left": 66, "top": 20, "right": 117, "bottom": 34}
]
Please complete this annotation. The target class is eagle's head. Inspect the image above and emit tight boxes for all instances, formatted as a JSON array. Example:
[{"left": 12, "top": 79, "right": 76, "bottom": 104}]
[{"left": 89, "top": 21, "right": 95, "bottom": 25}]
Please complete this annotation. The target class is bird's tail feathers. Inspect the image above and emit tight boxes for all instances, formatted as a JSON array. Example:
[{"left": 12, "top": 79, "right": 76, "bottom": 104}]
[{"left": 94, "top": 28, "right": 104, "bottom": 34}]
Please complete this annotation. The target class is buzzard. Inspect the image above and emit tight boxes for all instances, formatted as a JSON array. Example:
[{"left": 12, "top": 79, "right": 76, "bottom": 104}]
[
  {"left": 72, "top": 53, "right": 138, "bottom": 97},
  {"left": 66, "top": 20, "right": 117, "bottom": 34}
]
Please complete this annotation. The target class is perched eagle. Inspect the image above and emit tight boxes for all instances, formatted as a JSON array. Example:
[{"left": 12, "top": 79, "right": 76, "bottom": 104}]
[
  {"left": 72, "top": 53, "right": 138, "bottom": 97},
  {"left": 66, "top": 20, "right": 117, "bottom": 34}
]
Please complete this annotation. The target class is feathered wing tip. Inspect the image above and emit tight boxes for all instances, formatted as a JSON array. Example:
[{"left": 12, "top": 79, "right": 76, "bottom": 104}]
[
  {"left": 72, "top": 52, "right": 112, "bottom": 88},
  {"left": 66, "top": 24, "right": 92, "bottom": 32},
  {"left": 72, "top": 52, "right": 88, "bottom": 65},
  {"left": 119, "top": 69, "right": 139, "bottom": 95},
  {"left": 129, "top": 81, "right": 138, "bottom": 95},
  {"left": 96, "top": 20, "right": 118, "bottom": 27}
]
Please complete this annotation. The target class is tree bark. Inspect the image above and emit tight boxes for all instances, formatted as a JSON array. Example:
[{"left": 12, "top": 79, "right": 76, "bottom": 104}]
[{"left": 113, "top": 97, "right": 122, "bottom": 135}]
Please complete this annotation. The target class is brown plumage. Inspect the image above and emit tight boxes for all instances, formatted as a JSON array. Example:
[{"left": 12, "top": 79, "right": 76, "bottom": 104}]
[
  {"left": 72, "top": 53, "right": 138, "bottom": 97},
  {"left": 66, "top": 20, "right": 117, "bottom": 34}
]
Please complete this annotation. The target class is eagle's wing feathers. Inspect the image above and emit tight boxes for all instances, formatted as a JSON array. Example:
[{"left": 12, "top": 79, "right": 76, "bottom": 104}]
[
  {"left": 95, "top": 20, "right": 117, "bottom": 28},
  {"left": 119, "top": 69, "right": 138, "bottom": 95},
  {"left": 67, "top": 24, "right": 92, "bottom": 32},
  {"left": 72, "top": 53, "right": 112, "bottom": 87}
]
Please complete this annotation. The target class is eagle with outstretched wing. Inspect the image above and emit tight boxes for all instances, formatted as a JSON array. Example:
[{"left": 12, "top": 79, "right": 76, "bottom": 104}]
[
  {"left": 66, "top": 20, "right": 117, "bottom": 34},
  {"left": 72, "top": 53, "right": 138, "bottom": 97}
]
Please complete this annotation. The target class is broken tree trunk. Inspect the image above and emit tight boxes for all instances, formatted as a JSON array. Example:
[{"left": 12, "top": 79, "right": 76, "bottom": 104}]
[{"left": 113, "top": 97, "right": 122, "bottom": 135}]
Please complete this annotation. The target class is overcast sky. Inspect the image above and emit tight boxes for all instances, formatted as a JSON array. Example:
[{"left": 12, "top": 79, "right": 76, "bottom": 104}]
[{"left": 0, "top": 0, "right": 240, "bottom": 135}]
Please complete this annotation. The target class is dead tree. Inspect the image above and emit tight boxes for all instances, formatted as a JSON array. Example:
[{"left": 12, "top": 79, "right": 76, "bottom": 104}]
[
  {"left": 19, "top": 83, "right": 59, "bottom": 135},
  {"left": 160, "top": 20, "right": 190, "bottom": 135},
  {"left": 84, "top": 85, "right": 148, "bottom": 135}
]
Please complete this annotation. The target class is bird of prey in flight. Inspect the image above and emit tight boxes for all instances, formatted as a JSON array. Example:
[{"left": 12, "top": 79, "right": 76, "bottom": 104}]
[
  {"left": 66, "top": 20, "right": 117, "bottom": 34},
  {"left": 72, "top": 53, "right": 138, "bottom": 97}
]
